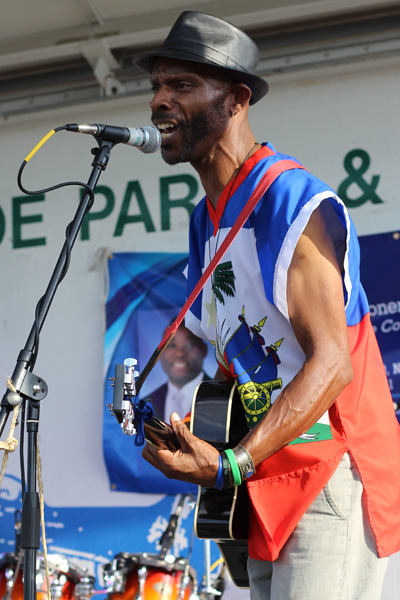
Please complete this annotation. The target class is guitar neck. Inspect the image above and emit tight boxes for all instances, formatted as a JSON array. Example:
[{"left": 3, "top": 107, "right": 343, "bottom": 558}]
[{"left": 143, "top": 416, "right": 180, "bottom": 452}]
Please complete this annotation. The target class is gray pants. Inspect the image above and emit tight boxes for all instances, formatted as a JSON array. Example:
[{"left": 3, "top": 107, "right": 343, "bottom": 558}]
[{"left": 248, "top": 452, "right": 389, "bottom": 599}]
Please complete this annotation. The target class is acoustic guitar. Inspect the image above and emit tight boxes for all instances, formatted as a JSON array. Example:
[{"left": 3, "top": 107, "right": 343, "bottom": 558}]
[{"left": 109, "top": 361, "right": 250, "bottom": 588}]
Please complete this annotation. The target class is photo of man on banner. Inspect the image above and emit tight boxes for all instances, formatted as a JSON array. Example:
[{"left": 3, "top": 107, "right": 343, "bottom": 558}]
[
  {"left": 102, "top": 251, "right": 217, "bottom": 494},
  {"left": 149, "top": 318, "right": 211, "bottom": 422}
]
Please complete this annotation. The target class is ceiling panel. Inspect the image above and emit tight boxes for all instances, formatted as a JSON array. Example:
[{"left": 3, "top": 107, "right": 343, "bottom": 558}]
[
  {"left": 2, "top": 0, "right": 398, "bottom": 45},
  {"left": 0, "top": 0, "right": 399, "bottom": 119},
  {"left": 0, "top": 0, "right": 87, "bottom": 39},
  {"left": 92, "top": 0, "right": 217, "bottom": 20}
]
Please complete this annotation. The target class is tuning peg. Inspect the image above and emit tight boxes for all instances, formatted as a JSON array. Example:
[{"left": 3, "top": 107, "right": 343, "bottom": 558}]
[{"left": 124, "top": 358, "right": 137, "bottom": 367}]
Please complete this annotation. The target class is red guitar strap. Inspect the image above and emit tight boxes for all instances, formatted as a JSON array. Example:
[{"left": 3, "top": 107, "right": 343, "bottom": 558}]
[{"left": 135, "top": 158, "right": 306, "bottom": 394}]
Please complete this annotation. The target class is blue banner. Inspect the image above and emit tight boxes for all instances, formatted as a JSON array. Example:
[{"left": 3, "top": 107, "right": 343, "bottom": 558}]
[
  {"left": 359, "top": 231, "right": 400, "bottom": 419},
  {"left": 103, "top": 252, "right": 217, "bottom": 494}
]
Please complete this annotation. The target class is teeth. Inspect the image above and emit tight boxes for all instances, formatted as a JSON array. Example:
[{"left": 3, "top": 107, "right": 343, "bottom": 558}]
[{"left": 157, "top": 123, "right": 177, "bottom": 139}]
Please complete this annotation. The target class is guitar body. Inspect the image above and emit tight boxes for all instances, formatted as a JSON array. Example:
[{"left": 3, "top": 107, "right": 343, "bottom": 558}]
[{"left": 191, "top": 380, "right": 250, "bottom": 588}]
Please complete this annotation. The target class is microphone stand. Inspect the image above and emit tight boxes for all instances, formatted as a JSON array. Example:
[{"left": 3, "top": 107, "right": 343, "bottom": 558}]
[
  {"left": 158, "top": 494, "right": 187, "bottom": 560},
  {"left": 0, "top": 137, "right": 116, "bottom": 600}
]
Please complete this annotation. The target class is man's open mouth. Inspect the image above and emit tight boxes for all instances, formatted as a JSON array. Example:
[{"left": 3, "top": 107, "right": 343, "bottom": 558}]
[{"left": 157, "top": 123, "right": 179, "bottom": 139}]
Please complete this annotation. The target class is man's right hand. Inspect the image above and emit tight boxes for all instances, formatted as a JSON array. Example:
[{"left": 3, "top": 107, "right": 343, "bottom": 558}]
[{"left": 142, "top": 412, "right": 220, "bottom": 487}]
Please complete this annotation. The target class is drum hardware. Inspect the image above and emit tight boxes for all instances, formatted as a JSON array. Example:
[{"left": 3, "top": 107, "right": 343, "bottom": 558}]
[
  {"left": 158, "top": 495, "right": 188, "bottom": 562},
  {"left": 2, "top": 562, "right": 19, "bottom": 600},
  {"left": 0, "top": 552, "right": 23, "bottom": 600},
  {"left": 135, "top": 566, "right": 147, "bottom": 600},
  {"left": 177, "top": 564, "right": 193, "bottom": 600},
  {"left": 199, "top": 541, "right": 221, "bottom": 600},
  {"left": 0, "top": 551, "right": 95, "bottom": 600},
  {"left": 103, "top": 565, "right": 125, "bottom": 594},
  {"left": 48, "top": 573, "right": 68, "bottom": 599},
  {"left": 103, "top": 495, "right": 200, "bottom": 600},
  {"left": 74, "top": 576, "right": 95, "bottom": 600},
  {"left": 103, "top": 552, "right": 198, "bottom": 600}
]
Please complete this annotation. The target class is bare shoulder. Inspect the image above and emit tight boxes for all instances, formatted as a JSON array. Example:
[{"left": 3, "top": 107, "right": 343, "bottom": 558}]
[
  {"left": 287, "top": 203, "right": 349, "bottom": 358},
  {"left": 290, "top": 203, "right": 340, "bottom": 274}
]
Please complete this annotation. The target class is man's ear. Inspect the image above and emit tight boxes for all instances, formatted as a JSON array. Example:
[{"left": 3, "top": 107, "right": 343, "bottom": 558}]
[{"left": 230, "top": 82, "right": 252, "bottom": 115}]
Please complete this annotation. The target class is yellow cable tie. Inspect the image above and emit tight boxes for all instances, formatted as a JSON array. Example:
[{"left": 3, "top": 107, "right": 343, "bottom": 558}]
[{"left": 24, "top": 129, "right": 56, "bottom": 163}]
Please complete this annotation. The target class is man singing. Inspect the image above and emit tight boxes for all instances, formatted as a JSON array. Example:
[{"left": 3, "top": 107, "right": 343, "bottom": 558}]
[{"left": 133, "top": 11, "right": 400, "bottom": 599}]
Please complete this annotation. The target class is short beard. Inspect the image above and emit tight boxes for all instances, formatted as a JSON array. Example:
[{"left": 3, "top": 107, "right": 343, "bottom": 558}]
[{"left": 162, "top": 91, "right": 230, "bottom": 165}]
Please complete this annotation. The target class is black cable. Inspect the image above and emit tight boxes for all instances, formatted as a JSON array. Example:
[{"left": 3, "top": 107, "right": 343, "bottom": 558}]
[
  {"left": 19, "top": 399, "right": 26, "bottom": 499},
  {"left": 17, "top": 127, "right": 96, "bottom": 370},
  {"left": 17, "top": 125, "right": 99, "bottom": 492}
]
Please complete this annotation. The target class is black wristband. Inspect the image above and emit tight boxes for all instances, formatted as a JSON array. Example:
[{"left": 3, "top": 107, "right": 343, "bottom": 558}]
[{"left": 220, "top": 451, "right": 233, "bottom": 488}]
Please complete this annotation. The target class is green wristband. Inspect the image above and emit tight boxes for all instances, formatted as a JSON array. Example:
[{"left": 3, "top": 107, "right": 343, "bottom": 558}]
[{"left": 224, "top": 448, "right": 242, "bottom": 486}]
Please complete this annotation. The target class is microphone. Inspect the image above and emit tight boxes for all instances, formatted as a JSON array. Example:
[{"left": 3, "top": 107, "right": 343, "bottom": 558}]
[{"left": 65, "top": 123, "right": 161, "bottom": 153}]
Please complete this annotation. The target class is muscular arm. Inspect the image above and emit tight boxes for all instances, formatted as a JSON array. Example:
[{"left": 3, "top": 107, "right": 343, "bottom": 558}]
[
  {"left": 240, "top": 205, "right": 353, "bottom": 464},
  {"left": 142, "top": 205, "right": 353, "bottom": 484}
]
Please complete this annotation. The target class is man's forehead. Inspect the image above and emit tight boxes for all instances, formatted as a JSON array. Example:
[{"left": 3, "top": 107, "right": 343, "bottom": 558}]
[
  {"left": 150, "top": 57, "right": 229, "bottom": 83},
  {"left": 173, "top": 327, "right": 206, "bottom": 347}
]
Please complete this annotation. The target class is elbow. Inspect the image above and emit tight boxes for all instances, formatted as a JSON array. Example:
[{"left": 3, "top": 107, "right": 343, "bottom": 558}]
[
  {"left": 343, "top": 362, "right": 354, "bottom": 387},
  {"left": 320, "top": 351, "right": 353, "bottom": 397},
  {"left": 336, "top": 356, "right": 353, "bottom": 393}
]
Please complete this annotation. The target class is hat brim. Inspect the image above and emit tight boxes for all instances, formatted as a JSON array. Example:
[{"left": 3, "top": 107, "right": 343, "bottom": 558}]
[{"left": 133, "top": 49, "right": 269, "bottom": 105}]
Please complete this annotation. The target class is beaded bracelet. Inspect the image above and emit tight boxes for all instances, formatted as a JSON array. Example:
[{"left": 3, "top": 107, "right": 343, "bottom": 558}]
[{"left": 224, "top": 448, "right": 242, "bottom": 486}]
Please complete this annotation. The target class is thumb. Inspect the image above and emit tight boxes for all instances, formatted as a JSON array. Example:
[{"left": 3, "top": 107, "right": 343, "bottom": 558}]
[
  {"left": 170, "top": 411, "right": 181, "bottom": 423},
  {"left": 170, "top": 412, "right": 192, "bottom": 446}
]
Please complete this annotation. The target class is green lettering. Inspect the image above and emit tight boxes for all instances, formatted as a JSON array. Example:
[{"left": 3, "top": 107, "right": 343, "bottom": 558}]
[
  {"left": 338, "top": 148, "right": 383, "bottom": 208},
  {"left": 114, "top": 181, "right": 155, "bottom": 236},
  {"left": 160, "top": 174, "right": 198, "bottom": 231},
  {"left": 81, "top": 185, "right": 115, "bottom": 241},
  {"left": 13, "top": 195, "right": 46, "bottom": 249},
  {"left": 0, "top": 206, "right": 5, "bottom": 245}
]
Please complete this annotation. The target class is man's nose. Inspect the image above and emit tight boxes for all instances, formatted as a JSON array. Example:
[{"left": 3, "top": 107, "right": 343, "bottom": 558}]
[
  {"left": 174, "top": 345, "right": 186, "bottom": 357},
  {"left": 150, "top": 87, "right": 173, "bottom": 112}
]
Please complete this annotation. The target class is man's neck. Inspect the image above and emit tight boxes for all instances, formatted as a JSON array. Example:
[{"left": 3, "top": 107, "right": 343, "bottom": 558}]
[{"left": 191, "top": 129, "right": 258, "bottom": 209}]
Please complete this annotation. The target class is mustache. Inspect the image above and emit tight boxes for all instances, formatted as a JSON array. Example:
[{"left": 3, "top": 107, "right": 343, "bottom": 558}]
[{"left": 151, "top": 111, "right": 181, "bottom": 123}]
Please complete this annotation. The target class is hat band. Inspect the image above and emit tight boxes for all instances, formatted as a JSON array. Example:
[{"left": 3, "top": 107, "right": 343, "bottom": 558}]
[{"left": 160, "top": 40, "right": 255, "bottom": 74}]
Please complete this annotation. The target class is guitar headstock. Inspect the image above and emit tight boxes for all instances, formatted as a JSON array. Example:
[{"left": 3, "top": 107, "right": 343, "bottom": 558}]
[{"left": 109, "top": 358, "right": 139, "bottom": 436}]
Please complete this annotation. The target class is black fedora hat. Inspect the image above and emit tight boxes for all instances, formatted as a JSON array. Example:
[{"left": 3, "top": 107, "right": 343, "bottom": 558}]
[{"left": 133, "top": 11, "right": 269, "bottom": 105}]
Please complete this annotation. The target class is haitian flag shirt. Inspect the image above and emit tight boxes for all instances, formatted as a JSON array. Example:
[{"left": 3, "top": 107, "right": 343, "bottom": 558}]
[{"left": 185, "top": 143, "right": 400, "bottom": 561}]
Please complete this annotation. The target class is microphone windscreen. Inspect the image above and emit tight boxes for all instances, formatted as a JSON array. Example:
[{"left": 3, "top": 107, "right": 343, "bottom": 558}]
[{"left": 141, "top": 126, "right": 161, "bottom": 153}]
